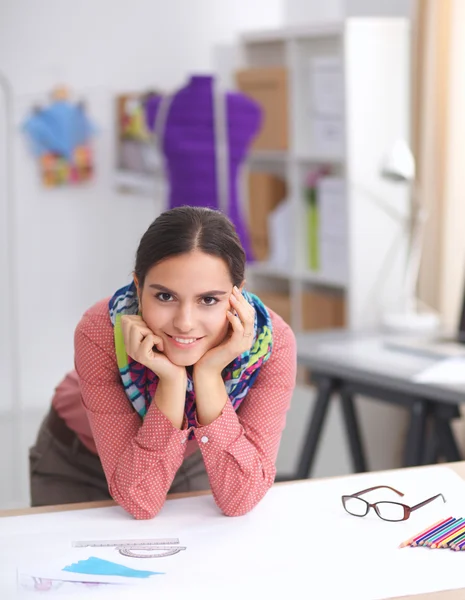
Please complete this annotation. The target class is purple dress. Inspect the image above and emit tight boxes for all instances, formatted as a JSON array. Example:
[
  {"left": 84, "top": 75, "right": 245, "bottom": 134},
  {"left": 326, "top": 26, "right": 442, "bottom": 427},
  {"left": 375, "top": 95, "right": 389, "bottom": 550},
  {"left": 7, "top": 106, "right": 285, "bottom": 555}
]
[{"left": 144, "top": 75, "right": 262, "bottom": 261}]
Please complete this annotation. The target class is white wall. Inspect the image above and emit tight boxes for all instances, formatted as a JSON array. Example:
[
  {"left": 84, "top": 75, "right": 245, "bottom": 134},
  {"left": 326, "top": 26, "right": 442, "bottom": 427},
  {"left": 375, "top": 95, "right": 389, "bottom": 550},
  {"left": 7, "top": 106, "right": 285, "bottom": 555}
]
[
  {"left": 0, "top": 0, "right": 284, "bottom": 507},
  {"left": 0, "top": 0, "right": 284, "bottom": 411}
]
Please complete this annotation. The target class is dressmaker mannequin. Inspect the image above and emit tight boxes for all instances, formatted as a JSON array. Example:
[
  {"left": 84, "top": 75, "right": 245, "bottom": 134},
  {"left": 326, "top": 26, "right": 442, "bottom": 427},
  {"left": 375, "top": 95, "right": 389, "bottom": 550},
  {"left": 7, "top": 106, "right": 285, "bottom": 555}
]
[{"left": 144, "top": 75, "right": 262, "bottom": 260}]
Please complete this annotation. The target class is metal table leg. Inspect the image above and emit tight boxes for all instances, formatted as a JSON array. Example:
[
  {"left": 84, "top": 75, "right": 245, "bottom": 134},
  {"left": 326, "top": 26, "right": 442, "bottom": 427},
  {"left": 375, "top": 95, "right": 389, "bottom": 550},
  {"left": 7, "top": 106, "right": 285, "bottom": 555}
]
[
  {"left": 403, "top": 399, "right": 428, "bottom": 467},
  {"left": 422, "top": 429, "right": 439, "bottom": 465},
  {"left": 434, "top": 418, "right": 462, "bottom": 462},
  {"left": 340, "top": 388, "right": 368, "bottom": 472},
  {"left": 294, "top": 376, "right": 335, "bottom": 480}
]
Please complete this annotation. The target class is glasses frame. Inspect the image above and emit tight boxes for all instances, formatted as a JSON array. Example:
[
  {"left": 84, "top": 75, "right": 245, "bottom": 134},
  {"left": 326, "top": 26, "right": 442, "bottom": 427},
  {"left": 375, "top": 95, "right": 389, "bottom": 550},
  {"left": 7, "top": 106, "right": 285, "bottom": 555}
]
[{"left": 341, "top": 485, "right": 446, "bottom": 522}]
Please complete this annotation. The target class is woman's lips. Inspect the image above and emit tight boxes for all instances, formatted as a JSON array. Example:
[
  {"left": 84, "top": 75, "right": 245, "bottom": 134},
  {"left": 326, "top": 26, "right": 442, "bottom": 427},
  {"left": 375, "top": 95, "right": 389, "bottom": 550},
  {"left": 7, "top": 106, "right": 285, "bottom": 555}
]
[{"left": 166, "top": 334, "right": 204, "bottom": 349}]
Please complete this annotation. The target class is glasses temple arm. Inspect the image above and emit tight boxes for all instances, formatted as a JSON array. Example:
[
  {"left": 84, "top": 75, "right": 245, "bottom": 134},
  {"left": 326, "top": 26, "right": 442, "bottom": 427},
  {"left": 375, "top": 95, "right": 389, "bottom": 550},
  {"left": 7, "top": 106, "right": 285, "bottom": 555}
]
[
  {"left": 352, "top": 485, "right": 404, "bottom": 498},
  {"left": 410, "top": 493, "right": 446, "bottom": 512}
]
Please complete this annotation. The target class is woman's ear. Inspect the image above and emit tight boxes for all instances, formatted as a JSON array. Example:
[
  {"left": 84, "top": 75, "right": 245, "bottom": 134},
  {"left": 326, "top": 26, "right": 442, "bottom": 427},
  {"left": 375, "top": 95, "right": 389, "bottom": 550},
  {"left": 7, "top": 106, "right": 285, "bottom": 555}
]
[
  {"left": 238, "top": 280, "right": 246, "bottom": 293},
  {"left": 133, "top": 274, "right": 142, "bottom": 304}
]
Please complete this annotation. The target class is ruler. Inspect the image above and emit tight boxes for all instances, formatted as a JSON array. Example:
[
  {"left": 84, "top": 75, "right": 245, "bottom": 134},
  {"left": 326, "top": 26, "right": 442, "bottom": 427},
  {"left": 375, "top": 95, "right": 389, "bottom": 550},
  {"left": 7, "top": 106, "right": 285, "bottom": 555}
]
[
  {"left": 72, "top": 538, "right": 186, "bottom": 558},
  {"left": 72, "top": 539, "right": 179, "bottom": 548}
]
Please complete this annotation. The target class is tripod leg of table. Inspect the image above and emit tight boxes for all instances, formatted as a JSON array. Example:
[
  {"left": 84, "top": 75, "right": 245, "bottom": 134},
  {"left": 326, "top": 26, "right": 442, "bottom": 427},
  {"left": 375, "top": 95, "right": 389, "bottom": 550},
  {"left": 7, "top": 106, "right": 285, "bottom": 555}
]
[
  {"left": 434, "top": 417, "right": 462, "bottom": 462},
  {"left": 422, "top": 428, "right": 439, "bottom": 465},
  {"left": 404, "top": 400, "right": 428, "bottom": 467},
  {"left": 340, "top": 389, "right": 367, "bottom": 472},
  {"left": 295, "top": 377, "right": 334, "bottom": 480}
]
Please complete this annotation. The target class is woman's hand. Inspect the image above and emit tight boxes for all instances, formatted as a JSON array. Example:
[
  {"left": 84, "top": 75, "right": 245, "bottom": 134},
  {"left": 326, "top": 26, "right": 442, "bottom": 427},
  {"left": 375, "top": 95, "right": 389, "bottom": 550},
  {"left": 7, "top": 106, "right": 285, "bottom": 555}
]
[
  {"left": 195, "top": 286, "right": 255, "bottom": 376},
  {"left": 120, "top": 315, "right": 186, "bottom": 385}
]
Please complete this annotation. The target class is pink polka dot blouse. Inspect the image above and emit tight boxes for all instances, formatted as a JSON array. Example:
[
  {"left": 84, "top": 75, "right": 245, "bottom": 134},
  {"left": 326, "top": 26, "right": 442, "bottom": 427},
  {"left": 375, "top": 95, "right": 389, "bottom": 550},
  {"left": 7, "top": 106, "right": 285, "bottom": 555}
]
[{"left": 73, "top": 298, "right": 297, "bottom": 519}]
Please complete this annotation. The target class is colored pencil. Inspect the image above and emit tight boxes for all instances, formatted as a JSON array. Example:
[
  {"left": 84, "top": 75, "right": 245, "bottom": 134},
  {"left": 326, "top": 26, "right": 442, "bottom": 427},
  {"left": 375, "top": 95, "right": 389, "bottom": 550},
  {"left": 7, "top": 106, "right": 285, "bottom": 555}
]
[
  {"left": 432, "top": 519, "right": 465, "bottom": 548},
  {"left": 450, "top": 531, "right": 465, "bottom": 549},
  {"left": 438, "top": 522, "right": 465, "bottom": 548},
  {"left": 411, "top": 517, "right": 456, "bottom": 547},
  {"left": 452, "top": 531, "right": 465, "bottom": 546},
  {"left": 422, "top": 519, "right": 461, "bottom": 547},
  {"left": 398, "top": 517, "right": 452, "bottom": 548},
  {"left": 431, "top": 518, "right": 465, "bottom": 548},
  {"left": 455, "top": 538, "right": 465, "bottom": 551},
  {"left": 418, "top": 518, "right": 458, "bottom": 546}
]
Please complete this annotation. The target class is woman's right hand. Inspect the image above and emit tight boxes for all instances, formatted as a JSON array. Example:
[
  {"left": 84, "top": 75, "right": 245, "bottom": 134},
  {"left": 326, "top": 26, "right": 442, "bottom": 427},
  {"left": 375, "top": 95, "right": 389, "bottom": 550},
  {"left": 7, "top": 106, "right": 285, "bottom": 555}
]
[{"left": 120, "top": 315, "right": 186, "bottom": 385}]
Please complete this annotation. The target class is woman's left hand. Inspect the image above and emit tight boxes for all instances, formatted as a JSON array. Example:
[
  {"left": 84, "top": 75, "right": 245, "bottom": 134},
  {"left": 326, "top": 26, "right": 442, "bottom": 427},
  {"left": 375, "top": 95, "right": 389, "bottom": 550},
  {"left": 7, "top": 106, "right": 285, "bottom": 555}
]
[{"left": 195, "top": 286, "right": 256, "bottom": 375}]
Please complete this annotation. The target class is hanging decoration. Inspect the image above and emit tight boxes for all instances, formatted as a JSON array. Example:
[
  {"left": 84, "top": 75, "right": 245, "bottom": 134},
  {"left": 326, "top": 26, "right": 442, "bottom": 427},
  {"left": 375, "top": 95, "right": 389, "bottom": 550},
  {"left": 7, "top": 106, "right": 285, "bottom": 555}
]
[
  {"left": 22, "top": 86, "right": 96, "bottom": 187},
  {"left": 115, "top": 90, "right": 163, "bottom": 176}
]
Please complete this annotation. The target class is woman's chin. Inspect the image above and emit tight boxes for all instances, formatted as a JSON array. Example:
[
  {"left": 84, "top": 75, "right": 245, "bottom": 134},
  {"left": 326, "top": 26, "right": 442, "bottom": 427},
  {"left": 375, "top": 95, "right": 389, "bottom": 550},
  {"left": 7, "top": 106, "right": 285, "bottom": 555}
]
[{"left": 166, "top": 349, "right": 204, "bottom": 368}]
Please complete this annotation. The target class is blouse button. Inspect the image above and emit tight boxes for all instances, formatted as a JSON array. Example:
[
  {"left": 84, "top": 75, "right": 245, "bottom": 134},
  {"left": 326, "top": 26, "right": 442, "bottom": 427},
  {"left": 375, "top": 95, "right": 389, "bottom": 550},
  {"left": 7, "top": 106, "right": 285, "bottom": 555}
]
[{"left": 201, "top": 436, "right": 209, "bottom": 444}]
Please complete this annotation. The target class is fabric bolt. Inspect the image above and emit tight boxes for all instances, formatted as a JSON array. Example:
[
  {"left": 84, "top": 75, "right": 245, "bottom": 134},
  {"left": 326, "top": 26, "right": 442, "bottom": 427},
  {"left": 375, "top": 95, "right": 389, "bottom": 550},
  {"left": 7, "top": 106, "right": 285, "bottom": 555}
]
[{"left": 72, "top": 297, "right": 296, "bottom": 519}]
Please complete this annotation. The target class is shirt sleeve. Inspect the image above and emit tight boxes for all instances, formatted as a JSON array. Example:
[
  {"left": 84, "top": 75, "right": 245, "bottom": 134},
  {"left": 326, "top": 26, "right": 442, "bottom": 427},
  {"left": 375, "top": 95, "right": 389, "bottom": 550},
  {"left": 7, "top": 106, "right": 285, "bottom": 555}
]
[
  {"left": 74, "top": 313, "right": 189, "bottom": 520},
  {"left": 192, "top": 320, "right": 297, "bottom": 516}
]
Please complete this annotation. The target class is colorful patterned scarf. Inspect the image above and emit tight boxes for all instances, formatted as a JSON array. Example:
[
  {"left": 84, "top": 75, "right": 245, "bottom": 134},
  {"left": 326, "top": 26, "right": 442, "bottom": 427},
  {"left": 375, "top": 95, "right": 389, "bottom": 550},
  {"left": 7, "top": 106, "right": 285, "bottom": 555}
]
[{"left": 109, "top": 282, "right": 272, "bottom": 433}]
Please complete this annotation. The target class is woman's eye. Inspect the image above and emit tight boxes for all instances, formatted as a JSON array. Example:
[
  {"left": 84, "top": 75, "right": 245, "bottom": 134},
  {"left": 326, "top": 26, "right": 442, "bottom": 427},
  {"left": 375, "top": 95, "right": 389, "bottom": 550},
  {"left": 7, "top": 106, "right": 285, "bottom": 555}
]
[
  {"left": 156, "top": 292, "right": 174, "bottom": 302},
  {"left": 202, "top": 296, "right": 218, "bottom": 306}
]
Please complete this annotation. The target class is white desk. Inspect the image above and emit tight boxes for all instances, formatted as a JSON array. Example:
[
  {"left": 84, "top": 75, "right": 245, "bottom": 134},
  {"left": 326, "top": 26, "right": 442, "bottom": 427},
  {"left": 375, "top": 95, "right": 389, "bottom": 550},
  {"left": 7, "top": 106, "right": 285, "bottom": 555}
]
[
  {"left": 2, "top": 463, "right": 465, "bottom": 600},
  {"left": 295, "top": 331, "right": 464, "bottom": 479}
]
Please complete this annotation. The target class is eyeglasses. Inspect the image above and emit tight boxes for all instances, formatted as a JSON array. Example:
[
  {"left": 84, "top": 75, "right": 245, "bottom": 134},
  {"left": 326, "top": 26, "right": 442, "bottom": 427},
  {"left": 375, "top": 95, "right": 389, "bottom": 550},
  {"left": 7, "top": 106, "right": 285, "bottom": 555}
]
[{"left": 342, "top": 485, "right": 446, "bottom": 522}]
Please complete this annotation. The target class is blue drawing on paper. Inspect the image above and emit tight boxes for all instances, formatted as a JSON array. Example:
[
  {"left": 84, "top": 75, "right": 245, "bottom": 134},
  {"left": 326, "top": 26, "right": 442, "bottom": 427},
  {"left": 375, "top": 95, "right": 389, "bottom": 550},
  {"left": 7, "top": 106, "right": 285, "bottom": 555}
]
[{"left": 62, "top": 557, "right": 164, "bottom": 578}]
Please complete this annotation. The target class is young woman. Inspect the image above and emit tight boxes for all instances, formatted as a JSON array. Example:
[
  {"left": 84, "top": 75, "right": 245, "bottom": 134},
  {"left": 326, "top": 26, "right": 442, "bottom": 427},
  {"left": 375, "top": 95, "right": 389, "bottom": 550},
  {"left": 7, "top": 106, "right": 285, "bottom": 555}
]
[{"left": 29, "top": 206, "right": 297, "bottom": 519}]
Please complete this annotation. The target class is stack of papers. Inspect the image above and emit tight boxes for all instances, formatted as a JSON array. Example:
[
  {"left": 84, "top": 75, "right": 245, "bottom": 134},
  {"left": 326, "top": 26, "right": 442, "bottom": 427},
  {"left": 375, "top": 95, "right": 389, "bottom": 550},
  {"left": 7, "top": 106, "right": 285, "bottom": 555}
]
[{"left": 413, "top": 357, "right": 465, "bottom": 385}]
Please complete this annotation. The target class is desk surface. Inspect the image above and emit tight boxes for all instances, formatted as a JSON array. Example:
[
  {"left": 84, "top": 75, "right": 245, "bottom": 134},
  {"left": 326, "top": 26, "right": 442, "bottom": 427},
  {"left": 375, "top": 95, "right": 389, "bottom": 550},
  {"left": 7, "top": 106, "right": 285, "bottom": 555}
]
[
  {"left": 2, "top": 462, "right": 465, "bottom": 600},
  {"left": 296, "top": 330, "right": 465, "bottom": 404}
]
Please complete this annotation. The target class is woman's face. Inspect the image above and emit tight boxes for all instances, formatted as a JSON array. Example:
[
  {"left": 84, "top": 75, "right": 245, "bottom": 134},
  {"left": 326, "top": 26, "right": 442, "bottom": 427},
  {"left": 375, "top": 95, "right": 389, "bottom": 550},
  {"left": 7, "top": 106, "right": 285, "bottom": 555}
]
[{"left": 137, "top": 250, "right": 241, "bottom": 367}]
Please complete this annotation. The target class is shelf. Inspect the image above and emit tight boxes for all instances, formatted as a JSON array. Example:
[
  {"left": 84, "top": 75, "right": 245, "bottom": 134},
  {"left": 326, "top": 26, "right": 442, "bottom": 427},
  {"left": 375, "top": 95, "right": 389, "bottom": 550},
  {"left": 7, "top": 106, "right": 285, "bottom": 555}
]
[
  {"left": 248, "top": 150, "right": 289, "bottom": 163},
  {"left": 246, "top": 263, "right": 347, "bottom": 289},
  {"left": 114, "top": 170, "right": 160, "bottom": 196},
  {"left": 247, "top": 151, "right": 344, "bottom": 166},
  {"left": 295, "top": 152, "right": 345, "bottom": 165},
  {"left": 241, "top": 22, "right": 344, "bottom": 44},
  {"left": 246, "top": 262, "right": 292, "bottom": 280},
  {"left": 296, "top": 270, "right": 347, "bottom": 288}
]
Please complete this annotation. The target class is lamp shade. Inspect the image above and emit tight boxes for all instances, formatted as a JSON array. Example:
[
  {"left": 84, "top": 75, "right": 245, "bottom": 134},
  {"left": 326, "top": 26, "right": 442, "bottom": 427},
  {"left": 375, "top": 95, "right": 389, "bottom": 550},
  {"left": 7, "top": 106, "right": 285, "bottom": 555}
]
[{"left": 381, "top": 139, "right": 415, "bottom": 183}]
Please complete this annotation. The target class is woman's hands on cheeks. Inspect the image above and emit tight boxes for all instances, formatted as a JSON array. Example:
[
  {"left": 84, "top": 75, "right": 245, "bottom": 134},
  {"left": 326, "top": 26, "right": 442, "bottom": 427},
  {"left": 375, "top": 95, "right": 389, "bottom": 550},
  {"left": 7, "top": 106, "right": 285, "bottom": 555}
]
[
  {"left": 195, "top": 286, "right": 255, "bottom": 376},
  {"left": 120, "top": 315, "right": 186, "bottom": 385}
]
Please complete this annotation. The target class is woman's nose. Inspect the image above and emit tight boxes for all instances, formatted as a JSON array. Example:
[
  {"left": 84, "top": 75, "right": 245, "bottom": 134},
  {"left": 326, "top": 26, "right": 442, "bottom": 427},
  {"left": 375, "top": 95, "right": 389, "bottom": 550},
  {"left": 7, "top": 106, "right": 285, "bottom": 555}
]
[{"left": 173, "top": 305, "right": 194, "bottom": 333}]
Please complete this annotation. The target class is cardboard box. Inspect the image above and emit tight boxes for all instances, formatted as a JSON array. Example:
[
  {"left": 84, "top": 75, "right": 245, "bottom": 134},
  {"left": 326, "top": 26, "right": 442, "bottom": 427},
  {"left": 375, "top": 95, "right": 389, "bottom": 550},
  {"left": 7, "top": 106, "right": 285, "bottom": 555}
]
[
  {"left": 250, "top": 234, "right": 269, "bottom": 262},
  {"left": 256, "top": 291, "right": 292, "bottom": 325},
  {"left": 248, "top": 171, "right": 287, "bottom": 261},
  {"left": 301, "top": 291, "right": 346, "bottom": 330},
  {"left": 235, "top": 67, "right": 288, "bottom": 150},
  {"left": 248, "top": 171, "right": 287, "bottom": 236}
]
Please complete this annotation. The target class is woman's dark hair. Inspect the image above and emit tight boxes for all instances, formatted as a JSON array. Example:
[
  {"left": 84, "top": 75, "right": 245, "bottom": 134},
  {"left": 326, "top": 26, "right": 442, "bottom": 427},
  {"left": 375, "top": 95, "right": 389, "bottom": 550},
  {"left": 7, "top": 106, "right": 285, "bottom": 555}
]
[{"left": 134, "top": 206, "right": 246, "bottom": 288}]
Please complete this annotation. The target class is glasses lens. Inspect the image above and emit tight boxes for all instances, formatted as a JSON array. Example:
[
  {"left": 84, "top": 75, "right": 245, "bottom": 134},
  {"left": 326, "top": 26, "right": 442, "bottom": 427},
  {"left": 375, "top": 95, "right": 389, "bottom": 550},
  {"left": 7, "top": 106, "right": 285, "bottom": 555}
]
[
  {"left": 343, "top": 497, "right": 368, "bottom": 516},
  {"left": 375, "top": 502, "right": 405, "bottom": 521}
]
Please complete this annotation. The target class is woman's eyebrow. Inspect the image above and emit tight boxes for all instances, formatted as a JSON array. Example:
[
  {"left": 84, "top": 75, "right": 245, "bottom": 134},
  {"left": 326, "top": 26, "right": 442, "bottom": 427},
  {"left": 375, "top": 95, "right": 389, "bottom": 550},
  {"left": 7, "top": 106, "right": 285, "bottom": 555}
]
[
  {"left": 148, "top": 284, "right": 228, "bottom": 296},
  {"left": 148, "top": 283, "right": 177, "bottom": 295}
]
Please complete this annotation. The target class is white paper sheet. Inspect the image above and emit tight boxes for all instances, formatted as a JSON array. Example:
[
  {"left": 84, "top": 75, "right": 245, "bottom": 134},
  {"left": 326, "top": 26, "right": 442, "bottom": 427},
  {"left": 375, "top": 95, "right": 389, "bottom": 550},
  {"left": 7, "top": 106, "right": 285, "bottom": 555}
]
[
  {"left": 309, "top": 56, "right": 344, "bottom": 117},
  {"left": 2, "top": 466, "right": 465, "bottom": 599},
  {"left": 413, "top": 357, "right": 465, "bottom": 385}
]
